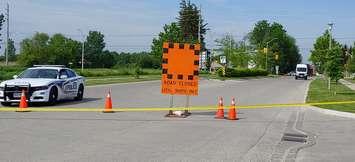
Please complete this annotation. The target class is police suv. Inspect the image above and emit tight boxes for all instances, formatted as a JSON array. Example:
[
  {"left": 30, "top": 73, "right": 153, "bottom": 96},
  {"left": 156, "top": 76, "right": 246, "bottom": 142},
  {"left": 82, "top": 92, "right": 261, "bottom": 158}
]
[{"left": 0, "top": 65, "right": 85, "bottom": 106}]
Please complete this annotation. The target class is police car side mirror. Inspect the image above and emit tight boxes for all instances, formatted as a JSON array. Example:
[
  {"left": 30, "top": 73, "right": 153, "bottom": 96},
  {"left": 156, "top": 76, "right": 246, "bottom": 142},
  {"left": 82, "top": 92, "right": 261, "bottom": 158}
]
[
  {"left": 60, "top": 75, "right": 68, "bottom": 79},
  {"left": 13, "top": 75, "right": 18, "bottom": 79}
]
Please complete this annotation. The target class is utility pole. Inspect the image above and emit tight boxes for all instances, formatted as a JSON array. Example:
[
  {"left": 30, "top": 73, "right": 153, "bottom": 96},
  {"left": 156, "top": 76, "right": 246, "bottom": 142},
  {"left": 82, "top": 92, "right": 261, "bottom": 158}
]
[
  {"left": 328, "top": 23, "right": 334, "bottom": 90},
  {"left": 5, "top": 3, "right": 9, "bottom": 66},
  {"left": 198, "top": 4, "right": 201, "bottom": 44},
  {"left": 77, "top": 29, "right": 85, "bottom": 72},
  {"left": 265, "top": 38, "right": 278, "bottom": 72},
  {"left": 198, "top": 4, "right": 202, "bottom": 70},
  {"left": 228, "top": 33, "right": 232, "bottom": 68}
]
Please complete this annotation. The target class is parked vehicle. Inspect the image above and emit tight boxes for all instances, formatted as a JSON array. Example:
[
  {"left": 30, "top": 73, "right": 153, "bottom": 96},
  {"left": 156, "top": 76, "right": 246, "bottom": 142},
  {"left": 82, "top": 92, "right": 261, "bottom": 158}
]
[
  {"left": 295, "top": 64, "right": 308, "bottom": 80},
  {"left": 0, "top": 65, "right": 85, "bottom": 106}
]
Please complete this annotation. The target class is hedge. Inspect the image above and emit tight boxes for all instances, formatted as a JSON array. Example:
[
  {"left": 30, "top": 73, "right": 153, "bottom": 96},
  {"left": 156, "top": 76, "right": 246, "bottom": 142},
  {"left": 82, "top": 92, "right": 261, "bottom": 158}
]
[
  {"left": 217, "top": 68, "right": 269, "bottom": 77},
  {"left": 76, "top": 68, "right": 161, "bottom": 77}
]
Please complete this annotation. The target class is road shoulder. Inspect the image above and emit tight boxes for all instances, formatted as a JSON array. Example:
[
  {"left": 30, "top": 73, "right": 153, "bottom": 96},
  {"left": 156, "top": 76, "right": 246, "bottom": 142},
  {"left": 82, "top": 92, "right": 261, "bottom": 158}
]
[{"left": 308, "top": 106, "right": 355, "bottom": 119}]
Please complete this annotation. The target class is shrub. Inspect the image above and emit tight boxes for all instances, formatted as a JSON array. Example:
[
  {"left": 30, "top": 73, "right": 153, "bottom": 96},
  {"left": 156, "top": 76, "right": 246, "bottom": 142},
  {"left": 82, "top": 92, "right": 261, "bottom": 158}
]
[
  {"left": 217, "top": 68, "right": 268, "bottom": 77},
  {"left": 0, "top": 66, "right": 25, "bottom": 80}
]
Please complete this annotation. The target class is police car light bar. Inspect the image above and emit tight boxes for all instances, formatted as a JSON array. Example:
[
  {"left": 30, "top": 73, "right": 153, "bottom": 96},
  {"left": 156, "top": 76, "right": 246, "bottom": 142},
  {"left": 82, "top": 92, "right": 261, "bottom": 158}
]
[{"left": 33, "top": 65, "right": 66, "bottom": 68}]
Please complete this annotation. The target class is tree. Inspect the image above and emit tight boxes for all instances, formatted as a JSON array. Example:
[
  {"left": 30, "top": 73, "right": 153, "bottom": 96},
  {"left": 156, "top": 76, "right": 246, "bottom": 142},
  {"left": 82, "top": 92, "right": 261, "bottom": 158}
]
[
  {"left": 215, "top": 34, "right": 249, "bottom": 68},
  {"left": 116, "top": 52, "right": 160, "bottom": 69},
  {"left": 4, "top": 38, "right": 16, "bottom": 61},
  {"left": 248, "top": 20, "right": 301, "bottom": 73},
  {"left": 348, "top": 43, "right": 355, "bottom": 73},
  {"left": 326, "top": 48, "right": 343, "bottom": 82},
  {"left": 278, "top": 35, "right": 302, "bottom": 73},
  {"left": 97, "top": 51, "right": 117, "bottom": 69},
  {"left": 249, "top": 20, "right": 270, "bottom": 49},
  {"left": 150, "top": 22, "right": 183, "bottom": 60},
  {"left": 310, "top": 30, "right": 341, "bottom": 73},
  {"left": 48, "top": 34, "right": 81, "bottom": 66},
  {"left": 0, "top": 14, "right": 4, "bottom": 49},
  {"left": 85, "top": 31, "right": 106, "bottom": 68},
  {"left": 16, "top": 31, "right": 121, "bottom": 68},
  {"left": 18, "top": 33, "right": 50, "bottom": 66},
  {"left": 178, "top": 0, "right": 208, "bottom": 49},
  {"left": 17, "top": 32, "right": 82, "bottom": 67}
]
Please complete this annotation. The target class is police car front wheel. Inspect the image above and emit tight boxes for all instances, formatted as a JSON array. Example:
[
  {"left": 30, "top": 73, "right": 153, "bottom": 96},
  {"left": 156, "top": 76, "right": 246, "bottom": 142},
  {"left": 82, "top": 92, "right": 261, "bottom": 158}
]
[
  {"left": 48, "top": 87, "right": 58, "bottom": 105},
  {"left": 75, "top": 84, "right": 84, "bottom": 101}
]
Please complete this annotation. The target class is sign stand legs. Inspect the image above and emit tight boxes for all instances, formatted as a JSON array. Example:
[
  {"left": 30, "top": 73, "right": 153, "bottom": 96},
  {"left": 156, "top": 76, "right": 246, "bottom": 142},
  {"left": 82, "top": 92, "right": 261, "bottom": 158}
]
[
  {"left": 165, "top": 95, "right": 190, "bottom": 118},
  {"left": 184, "top": 95, "right": 191, "bottom": 116},
  {"left": 166, "top": 95, "right": 174, "bottom": 117}
]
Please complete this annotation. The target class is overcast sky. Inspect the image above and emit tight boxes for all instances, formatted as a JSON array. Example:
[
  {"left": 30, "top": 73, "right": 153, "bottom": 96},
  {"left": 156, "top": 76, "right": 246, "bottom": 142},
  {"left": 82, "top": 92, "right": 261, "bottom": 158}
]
[{"left": 1, "top": 0, "right": 355, "bottom": 63}]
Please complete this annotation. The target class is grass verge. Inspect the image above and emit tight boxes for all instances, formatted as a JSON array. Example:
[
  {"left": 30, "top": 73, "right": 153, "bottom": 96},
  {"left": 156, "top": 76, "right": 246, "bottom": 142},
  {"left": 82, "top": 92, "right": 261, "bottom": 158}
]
[
  {"left": 307, "top": 78, "right": 355, "bottom": 113},
  {"left": 86, "top": 75, "right": 161, "bottom": 86}
]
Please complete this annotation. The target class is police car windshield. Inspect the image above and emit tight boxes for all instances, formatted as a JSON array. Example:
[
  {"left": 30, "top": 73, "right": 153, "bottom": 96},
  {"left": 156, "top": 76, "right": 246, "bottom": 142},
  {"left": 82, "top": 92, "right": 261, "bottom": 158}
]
[{"left": 19, "top": 69, "right": 58, "bottom": 79}]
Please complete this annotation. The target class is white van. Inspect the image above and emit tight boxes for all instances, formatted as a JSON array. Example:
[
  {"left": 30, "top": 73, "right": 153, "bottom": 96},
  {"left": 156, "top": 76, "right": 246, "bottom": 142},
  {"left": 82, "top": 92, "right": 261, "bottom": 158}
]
[{"left": 295, "top": 64, "right": 308, "bottom": 80}]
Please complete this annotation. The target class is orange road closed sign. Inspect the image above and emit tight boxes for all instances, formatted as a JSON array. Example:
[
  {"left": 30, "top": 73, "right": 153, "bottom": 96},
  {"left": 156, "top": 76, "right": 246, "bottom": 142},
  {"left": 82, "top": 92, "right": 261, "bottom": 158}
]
[{"left": 161, "top": 42, "right": 200, "bottom": 96}]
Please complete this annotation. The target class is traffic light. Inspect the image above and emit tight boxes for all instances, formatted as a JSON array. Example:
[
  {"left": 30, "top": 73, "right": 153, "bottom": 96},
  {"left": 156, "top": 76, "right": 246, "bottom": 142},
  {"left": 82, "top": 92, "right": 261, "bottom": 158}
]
[
  {"left": 263, "top": 48, "right": 268, "bottom": 54},
  {"left": 275, "top": 54, "right": 279, "bottom": 60}
]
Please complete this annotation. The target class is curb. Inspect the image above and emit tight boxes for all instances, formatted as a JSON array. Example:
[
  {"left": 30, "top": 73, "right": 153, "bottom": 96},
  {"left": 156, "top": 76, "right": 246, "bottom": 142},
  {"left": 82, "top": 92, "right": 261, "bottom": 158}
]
[
  {"left": 309, "top": 106, "right": 355, "bottom": 119},
  {"left": 339, "top": 79, "right": 355, "bottom": 91}
]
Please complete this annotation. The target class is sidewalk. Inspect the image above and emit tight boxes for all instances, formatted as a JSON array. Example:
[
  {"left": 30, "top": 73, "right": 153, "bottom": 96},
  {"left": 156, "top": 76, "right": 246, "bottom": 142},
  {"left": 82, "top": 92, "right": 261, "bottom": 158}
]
[{"left": 339, "top": 79, "right": 355, "bottom": 90}]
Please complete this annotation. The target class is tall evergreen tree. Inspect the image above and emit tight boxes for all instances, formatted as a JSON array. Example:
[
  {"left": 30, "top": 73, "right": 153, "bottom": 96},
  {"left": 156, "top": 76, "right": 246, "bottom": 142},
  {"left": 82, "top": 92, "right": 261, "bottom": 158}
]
[
  {"left": 0, "top": 14, "right": 4, "bottom": 49},
  {"left": 178, "top": 0, "right": 208, "bottom": 50},
  {"left": 84, "top": 31, "right": 106, "bottom": 67}
]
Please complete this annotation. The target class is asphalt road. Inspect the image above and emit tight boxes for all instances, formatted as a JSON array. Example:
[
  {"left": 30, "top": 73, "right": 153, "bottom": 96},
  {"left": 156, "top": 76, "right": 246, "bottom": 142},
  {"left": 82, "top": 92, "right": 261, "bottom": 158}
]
[
  {"left": 51, "top": 76, "right": 309, "bottom": 108},
  {"left": 1, "top": 76, "right": 355, "bottom": 162}
]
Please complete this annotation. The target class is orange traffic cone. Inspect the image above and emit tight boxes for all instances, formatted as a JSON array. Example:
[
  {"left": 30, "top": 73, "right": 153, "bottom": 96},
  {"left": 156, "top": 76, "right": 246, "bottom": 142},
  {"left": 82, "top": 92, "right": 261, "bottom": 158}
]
[
  {"left": 16, "top": 90, "right": 30, "bottom": 112},
  {"left": 103, "top": 90, "right": 114, "bottom": 113},
  {"left": 227, "top": 97, "right": 238, "bottom": 120},
  {"left": 215, "top": 97, "right": 225, "bottom": 119}
]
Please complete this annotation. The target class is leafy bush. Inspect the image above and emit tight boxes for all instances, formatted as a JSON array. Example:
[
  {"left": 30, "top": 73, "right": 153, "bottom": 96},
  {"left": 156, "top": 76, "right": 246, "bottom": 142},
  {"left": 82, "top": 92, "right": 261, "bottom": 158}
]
[
  {"left": 217, "top": 68, "right": 268, "bottom": 77},
  {"left": 0, "top": 66, "right": 25, "bottom": 80}
]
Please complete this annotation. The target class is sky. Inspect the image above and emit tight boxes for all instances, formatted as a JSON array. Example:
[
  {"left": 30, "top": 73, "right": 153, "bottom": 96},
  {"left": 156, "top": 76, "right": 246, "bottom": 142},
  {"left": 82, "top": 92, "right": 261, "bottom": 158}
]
[{"left": 1, "top": 0, "right": 355, "bottom": 63}]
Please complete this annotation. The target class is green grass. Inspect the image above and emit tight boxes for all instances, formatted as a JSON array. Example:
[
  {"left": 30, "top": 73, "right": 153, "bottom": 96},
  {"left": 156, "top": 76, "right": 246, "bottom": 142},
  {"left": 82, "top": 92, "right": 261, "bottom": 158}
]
[
  {"left": 86, "top": 75, "right": 161, "bottom": 86},
  {"left": 307, "top": 78, "right": 355, "bottom": 113}
]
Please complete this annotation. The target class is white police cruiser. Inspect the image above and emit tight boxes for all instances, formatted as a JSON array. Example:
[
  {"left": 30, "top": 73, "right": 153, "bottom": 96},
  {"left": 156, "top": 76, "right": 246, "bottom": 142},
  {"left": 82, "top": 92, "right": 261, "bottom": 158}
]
[{"left": 0, "top": 65, "right": 85, "bottom": 106}]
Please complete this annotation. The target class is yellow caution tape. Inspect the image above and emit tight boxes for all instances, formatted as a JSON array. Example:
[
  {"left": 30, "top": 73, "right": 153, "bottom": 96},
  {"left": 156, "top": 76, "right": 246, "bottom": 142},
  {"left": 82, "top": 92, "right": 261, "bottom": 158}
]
[{"left": 1, "top": 100, "right": 355, "bottom": 112}]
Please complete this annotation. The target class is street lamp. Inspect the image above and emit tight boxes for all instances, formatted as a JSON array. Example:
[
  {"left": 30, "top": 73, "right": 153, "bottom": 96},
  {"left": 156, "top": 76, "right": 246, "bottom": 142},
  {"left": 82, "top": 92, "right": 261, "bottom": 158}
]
[
  {"left": 327, "top": 22, "right": 334, "bottom": 90},
  {"left": 77, "top": 29, "right": 85, "bottom": 72},
  {"left": 265, "top": 38, "right": 278, "bottom": 71},
  {"left": 328, "top": 23, "right": 334, "bottom": 49}
]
